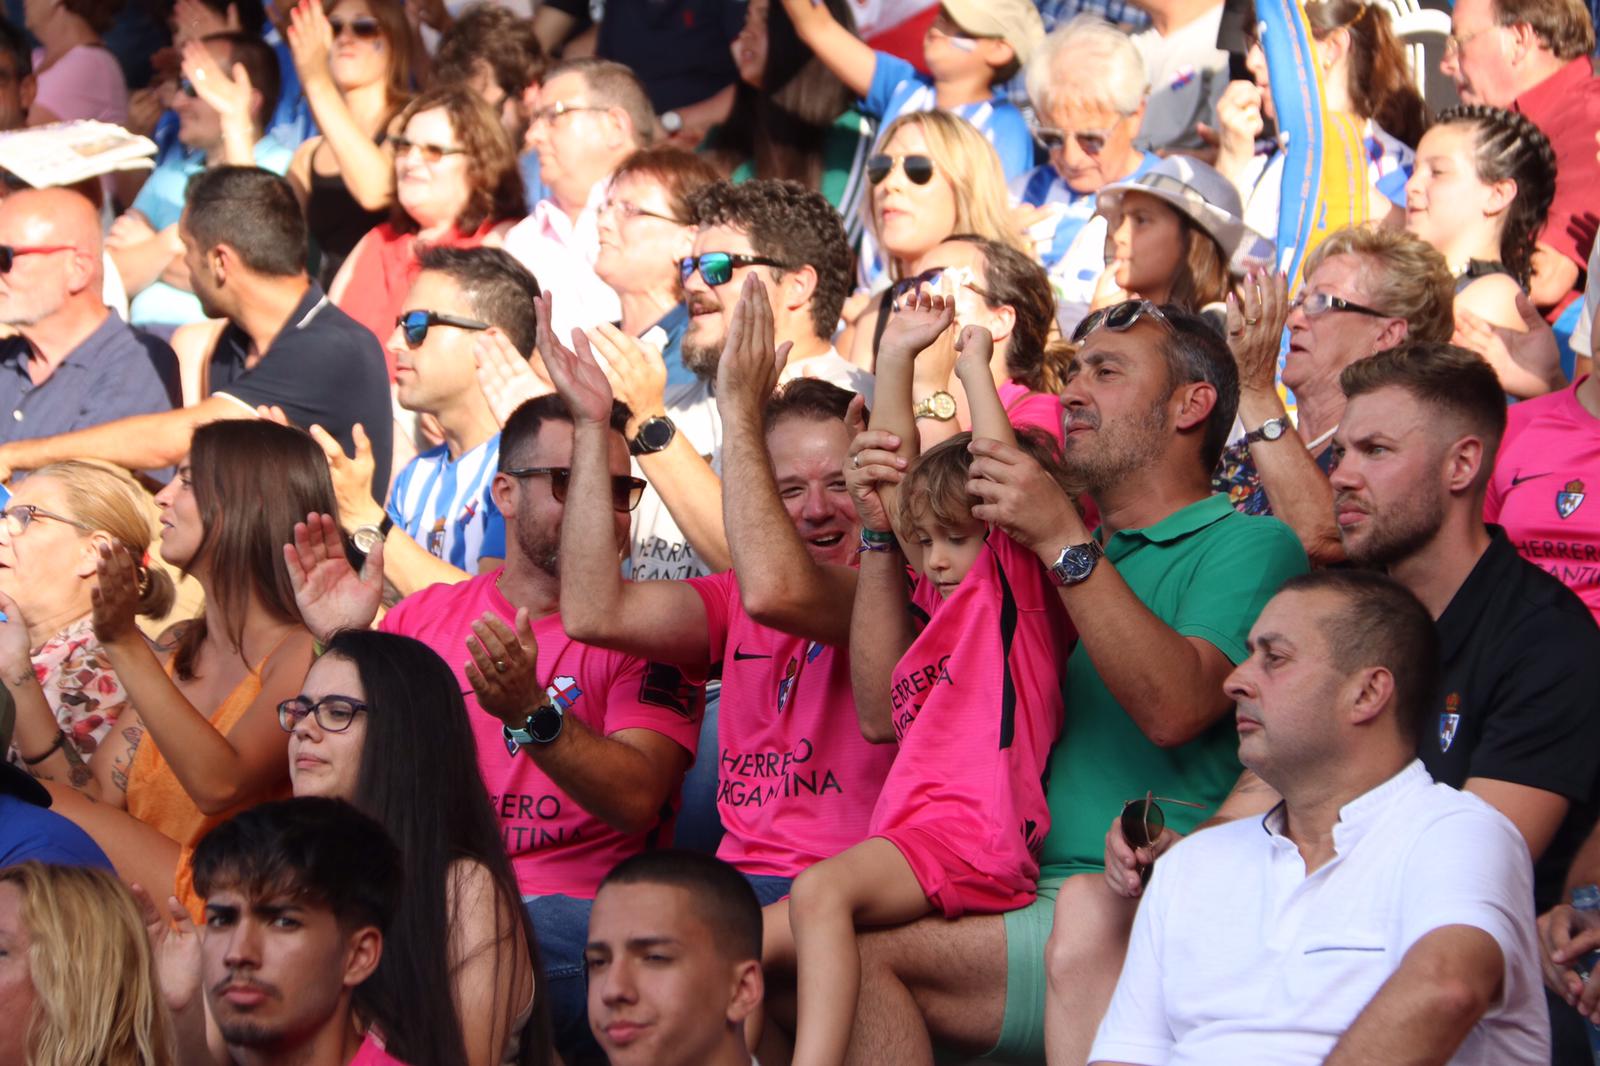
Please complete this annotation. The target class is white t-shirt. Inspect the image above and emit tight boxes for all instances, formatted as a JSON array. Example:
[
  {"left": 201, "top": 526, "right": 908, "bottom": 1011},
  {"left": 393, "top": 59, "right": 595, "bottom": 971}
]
[
  {"left": 778, "top": 347, "right": 875, "bottom": 404},
  {"left": 1090, "top": 760, "right": 1549, "bottom": 1066},
  {"left": 1131, "top": 5, "right": 1228, "bottom": 154},
  {"left": 627, "top": 375, "right": 723, "bottom": 582}
]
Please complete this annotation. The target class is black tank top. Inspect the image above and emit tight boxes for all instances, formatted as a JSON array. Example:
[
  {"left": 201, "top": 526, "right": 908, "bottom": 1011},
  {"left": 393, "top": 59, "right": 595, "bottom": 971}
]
[
  {"left": 1454, "top": 258, "right": 1515, "bottom": 294},
  {"left": 306, "top": 142, "right": 390, "bottom": 289}
]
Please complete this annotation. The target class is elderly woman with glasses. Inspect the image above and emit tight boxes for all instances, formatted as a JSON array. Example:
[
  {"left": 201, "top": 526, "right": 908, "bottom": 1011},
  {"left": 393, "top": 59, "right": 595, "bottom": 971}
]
[{"left": 0, "top": 462, "right": 174, "bottom": 770}]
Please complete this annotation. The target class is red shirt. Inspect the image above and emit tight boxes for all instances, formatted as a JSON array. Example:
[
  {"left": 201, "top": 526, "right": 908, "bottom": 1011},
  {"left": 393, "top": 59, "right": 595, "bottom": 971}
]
[
  {"left": 687, "top": 571, "right": 897, "bottom": 878},
  {"left": 1515, "top": 57, "right": 1600, "bottom": 274}
]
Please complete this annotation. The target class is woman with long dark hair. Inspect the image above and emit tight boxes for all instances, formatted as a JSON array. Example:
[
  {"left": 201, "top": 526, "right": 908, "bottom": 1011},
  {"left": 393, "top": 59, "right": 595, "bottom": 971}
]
[
  {"left": 33, "top": 421, "right": 327, "bottom": 921},
  {"left": 283, "top": 628, "right": 549, "bottom": 1066}
]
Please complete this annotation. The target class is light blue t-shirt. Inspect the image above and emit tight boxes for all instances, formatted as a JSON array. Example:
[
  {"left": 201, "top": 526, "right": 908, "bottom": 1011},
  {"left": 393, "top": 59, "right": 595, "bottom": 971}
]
[
  {"left": 128, "top": 136, "right": 295, "bottom": 329},
  {"left": 1010, "top": 150, "right": 1161, "bottom": 269},
  {"left": 862, "top": 52, "right": 1035, "bottom": 181}
]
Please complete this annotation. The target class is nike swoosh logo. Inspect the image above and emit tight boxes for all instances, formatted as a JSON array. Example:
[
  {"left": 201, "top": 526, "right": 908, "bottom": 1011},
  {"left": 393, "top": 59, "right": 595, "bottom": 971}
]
[
  {"left": 733, "top": 647, "right": 771, "bottom": 662},
  {"left": 1511, "top": 471, "right": 1553, "bottom": 487}
]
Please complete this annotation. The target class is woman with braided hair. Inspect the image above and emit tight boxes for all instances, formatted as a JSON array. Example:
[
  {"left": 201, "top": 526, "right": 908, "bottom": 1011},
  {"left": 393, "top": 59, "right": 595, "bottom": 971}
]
[{"left": 1405, "top": 104, "right": 1562, "bottom": 395}]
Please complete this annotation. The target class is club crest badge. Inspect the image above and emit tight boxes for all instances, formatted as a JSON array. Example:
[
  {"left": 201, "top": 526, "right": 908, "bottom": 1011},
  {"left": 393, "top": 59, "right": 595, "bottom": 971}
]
[
  {"left": 1439, "top": 693, "right": 1462, "bottom": 752},
  {"left": 1558, "top": 479, "right": 1586, "bottom": 520}
]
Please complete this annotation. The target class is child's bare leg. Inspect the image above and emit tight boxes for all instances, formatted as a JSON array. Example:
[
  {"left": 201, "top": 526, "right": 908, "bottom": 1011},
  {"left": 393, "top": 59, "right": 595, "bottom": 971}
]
[{"left": 788, "top": 837, "right": 931, "bottom": 1066}]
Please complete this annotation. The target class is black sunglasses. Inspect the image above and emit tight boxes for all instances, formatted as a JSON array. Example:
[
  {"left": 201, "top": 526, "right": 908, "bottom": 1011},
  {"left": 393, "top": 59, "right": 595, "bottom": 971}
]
[
  {"left": 1071, "top": 299, "right": 1173, "bottom": 345},
  {"left": 329, "top": 15, "right": 382, "bottom": 38},
  {"left": 396, "top": 309, "right": 489, "bottom": 348},
  {"left": 1120, "top": 792, "right": 1205, "bottom": 886},
  {"left": 866, "top": 153, "right": 935, "bottom": 186},
  {"left": 505, "top": 466, "right": 648, "bottom": 512},
  {"left": 677, "top": 252, "right": 789, "bottom": 288},
  {"left": 278, "top": 694, "right": 368, "bottom": 733}
]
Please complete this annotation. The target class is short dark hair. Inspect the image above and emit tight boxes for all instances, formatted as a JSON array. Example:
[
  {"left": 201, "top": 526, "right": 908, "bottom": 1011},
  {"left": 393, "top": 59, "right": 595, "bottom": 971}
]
[
  {"left": 1155, "top": 306, "right": 1238, "bottom": 471},
  {"left": 204, "top": 32, "right": 281, "bottom": 132},
  {"left": 184, "top": 166, "right": 308, "bottom": 277},
  {"left": 0, "top": 16, "right": 31, "bottom": 78},
  {"left": 193, "top": 797, "right": 402, "bottom": 933},
  {"left": 949, "top": 234, "right": 1055, "bottom": 392},
  {"left": 1339, "top": 342, "right": 1508, "bottom": 486},
  {"left": 762, "top": 376, "right": 856, "bottom": 432},
  {"left": 416, "top": 245, "right": 541, "bottom": 356},
  {"left": 499, "top": 393, "right": 631, "bottom": 471},
  {"left": 599, "top": 849, "right": 761, "bottom": 963},
  {"left": 543, "top": 57, "right": 657, "bottom": 147},
  {"left": 1276, "top": 570, "right": 1440, "bottom": 745},
  {"left": 434, "top": 3, "right": 546, "bottom": 99},
  {"left": 688, "top": 180, "right": 852, "bottom": 342}
]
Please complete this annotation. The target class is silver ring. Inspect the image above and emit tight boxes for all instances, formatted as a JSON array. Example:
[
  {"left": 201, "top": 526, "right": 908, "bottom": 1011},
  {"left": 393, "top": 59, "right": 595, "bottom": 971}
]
[
  {"left": 852, "top": 454, "right": 861, "bottom": 468},
  {"left": 494, "top": 659, "right": 508, "bottom": 673}
]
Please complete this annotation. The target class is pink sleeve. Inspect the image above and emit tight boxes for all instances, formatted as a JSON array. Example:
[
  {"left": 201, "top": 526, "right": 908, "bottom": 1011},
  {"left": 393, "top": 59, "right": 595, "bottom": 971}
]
[
  {"left": 1004, "top": 390, "right": 1065, "bottom": 447},
  {"left": 686, "top": 570, "right": 738, "bottom": 664},
  {"left": 596, "top": 652, "right": 705, "bottom": 753}
]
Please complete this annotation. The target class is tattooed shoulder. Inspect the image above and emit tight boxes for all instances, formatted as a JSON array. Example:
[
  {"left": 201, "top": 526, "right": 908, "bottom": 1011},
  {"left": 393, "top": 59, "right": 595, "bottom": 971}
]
[{"left": 110, "top": 724, "right": 144, "bottom": 795}]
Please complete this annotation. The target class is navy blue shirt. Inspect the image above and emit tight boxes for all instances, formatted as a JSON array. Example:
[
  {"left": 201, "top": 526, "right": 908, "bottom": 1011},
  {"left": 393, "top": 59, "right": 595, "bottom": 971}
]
[
  {"left": 0, "top": 314, "right": 178, "bottom": 445},
  {"left": 207, "top": 283, "right": 394, "bottom": 502}
]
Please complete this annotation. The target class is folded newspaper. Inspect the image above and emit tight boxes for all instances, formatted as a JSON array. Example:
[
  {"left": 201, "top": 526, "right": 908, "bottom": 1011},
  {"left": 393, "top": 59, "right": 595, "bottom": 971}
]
[{"left": 0, "top": 120, "right": 156, "bottom": 189}]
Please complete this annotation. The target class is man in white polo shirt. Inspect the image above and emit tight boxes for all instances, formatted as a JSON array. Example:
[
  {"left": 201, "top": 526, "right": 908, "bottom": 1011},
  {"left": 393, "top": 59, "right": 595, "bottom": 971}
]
[{"left": 1091, "top": 569, "right": 1549, "bottom": 1066}]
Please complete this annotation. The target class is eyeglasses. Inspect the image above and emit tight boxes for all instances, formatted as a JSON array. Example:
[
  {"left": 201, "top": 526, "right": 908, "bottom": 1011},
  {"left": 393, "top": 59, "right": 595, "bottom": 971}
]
[
  {"left": 601, "top": 199, "right": 684, "bottom": 226},
  {"left": 866, "top": 153, "right": 935, "bottom": 186},
  {"left": 1071, "top": 299, "right": 1172, "bottom": 345},
  {"left": 1289, "top": 291, "right": 1390, "bottom": 319},
  {"left": 891, "top": 264, "right": 997, "bottom": 305},
  {"left": 329, "top": 15, "right": 382, "bottom": 39},
  {"left": 505, "top": 466, "right": 648, "bottom": 512},
  {"left": 0, "top": 244, "right": 76, "bottom": 274},
  {"left": 1120, "top": 792, "right": 1205, "bottom": 886},
  {"left": 178, "top": 76, "right": 198, "bottom": 98},
  {"left": 278, "top": 694, "right": 368, "bottom": 733},
  {"left": 1032, "top": 124, "right": 1115, "bottom": 157},
  {"left": 1, "top": 504, "right": 92, "bottom": 537},
  {"left": 677, "top": 251, "right": 789, "bottom": 288},
  {"left": 528, "top": 101, "right": 607, "bottom": 128},
  {"left": 1444, "top": 23, "right": 1500, "bottom": 57},
  {"left": 395, "top": 309, "right": 490, "bottom": 348},
  {"left": 391, "top": 137, "right": 466, "bottom": 164}
]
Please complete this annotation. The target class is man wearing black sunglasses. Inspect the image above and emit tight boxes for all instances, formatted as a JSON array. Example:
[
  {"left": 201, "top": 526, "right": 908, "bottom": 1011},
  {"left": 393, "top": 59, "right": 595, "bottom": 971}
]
[{"left": 1091, "top": 569, "right": 1549, "bottom": 1064}]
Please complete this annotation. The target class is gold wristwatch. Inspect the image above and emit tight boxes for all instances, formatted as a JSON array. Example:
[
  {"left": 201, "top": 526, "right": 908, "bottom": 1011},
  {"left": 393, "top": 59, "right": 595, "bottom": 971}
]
[{"left": 912, "top": 391, "right": 957, "bottom": 422}]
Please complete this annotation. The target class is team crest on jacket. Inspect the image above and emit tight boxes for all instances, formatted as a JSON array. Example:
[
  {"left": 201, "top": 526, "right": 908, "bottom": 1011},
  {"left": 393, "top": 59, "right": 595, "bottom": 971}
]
[
  {"left": 1558, "top": 479, "right": 1586, "bottom": 519},
  {"left": 1439, "top": 693, "right": 1461, "bottom": 752}
]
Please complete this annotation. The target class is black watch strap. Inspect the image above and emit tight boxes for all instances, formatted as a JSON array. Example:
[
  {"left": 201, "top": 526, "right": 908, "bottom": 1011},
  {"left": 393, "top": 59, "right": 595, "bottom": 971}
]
[{"left": 630, "top": 414, "right": 676, "bottom": 456}]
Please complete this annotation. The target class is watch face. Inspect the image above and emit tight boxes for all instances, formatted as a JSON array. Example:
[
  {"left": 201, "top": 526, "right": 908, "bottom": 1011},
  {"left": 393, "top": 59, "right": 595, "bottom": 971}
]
[
  {"left": 1060, "top": 545, "right": 1097, "bottom": 581},
  {"left": 931, "top": 392, "right": 957, "bottom": 420},
  {"left": 637, "top": 417, "right": 675, "bottom": 452},
  {"left": 527, "top": 704, "right": 564, "bottom": 744},
  {"left": 352, "top": 527, "right": 380, "bottom": 554},
  {"left": 1262, "top": 419, "right": 1287, "bottom": 441}
]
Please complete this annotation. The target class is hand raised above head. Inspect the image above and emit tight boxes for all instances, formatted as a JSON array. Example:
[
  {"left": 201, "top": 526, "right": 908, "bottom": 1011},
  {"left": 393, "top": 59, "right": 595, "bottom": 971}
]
[
  {"left": 716, "top": 273, "right": 792, "bottom": 413},
  {"left": 878, "top": 288, "right": 956, "bottom": 363},
  {"left": 535, "top": 292, "right": 615, "bottom": 425}
]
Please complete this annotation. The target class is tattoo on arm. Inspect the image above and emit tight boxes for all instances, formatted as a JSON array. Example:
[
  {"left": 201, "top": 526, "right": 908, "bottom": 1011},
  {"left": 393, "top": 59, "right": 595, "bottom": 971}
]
[
  {"left": 61, "top": 741, "right": 92, "bottom": 790},
  {"left": 110, "top": 725, "right": 144, "bottom": 795}
]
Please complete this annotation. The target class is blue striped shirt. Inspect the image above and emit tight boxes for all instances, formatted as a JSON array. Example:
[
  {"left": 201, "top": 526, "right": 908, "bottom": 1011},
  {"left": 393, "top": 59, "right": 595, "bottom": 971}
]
[
  {"left": 386, "top": 434, "right": 507, "bottom": 572},
  {"left": 863, "top": 52, "right": 1036, "bottom": 180},
  {"left": 1009, "top": 151, "right": 1162, "bottom": 269}
]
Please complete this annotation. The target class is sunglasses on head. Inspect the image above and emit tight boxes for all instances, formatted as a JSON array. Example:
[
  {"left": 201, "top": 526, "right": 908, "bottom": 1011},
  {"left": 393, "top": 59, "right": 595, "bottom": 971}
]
[
  {"left": 1120, "top": 792, "right": 1205, "bottom": 886},
  {"left": 0, "top": 244, "right": 76, "bottom": 273},
  {"left": 677, "top": 251, "right": 788, "bottom": 288},
  {"left": 391, "top": 136, "right": 466, "bottom": 164},
  {"left": 866, "top": 153, "right": 935, "bottom": 186},
  {"left": 395, "top": 309, "right": 489, "bottom": 348},
  {"left": 329, "top": 15, "right": 382, "bottom": 38},
  {"left": 505, "top": 466, "right": 649, "bottom": 512},
  {"left": 1032, "top": 125, "right": 1112, "bottom": 157},
  {"left": 1070, "top": 299, "right": 1172, "bottom": 346}
]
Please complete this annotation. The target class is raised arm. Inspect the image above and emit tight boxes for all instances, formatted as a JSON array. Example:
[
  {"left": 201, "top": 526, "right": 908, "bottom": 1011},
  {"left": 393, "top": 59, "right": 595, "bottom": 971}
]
[
  {"left": 716, "top": 274, "right": 856, "bottom": 646},
  {"left": 776, "top": 0, "right": 876, "bottom": 97},
  {"left": 284, "top": 512, "right": 386, "bottom": 642},
  {"left": 870, "top": 289, "right": 957, "bottom": 540},
  {"left": 181, "top": 40, "right": 259, "bottom": 167},
  {"left": 539, "top": 295, "right": 714, "bottom": 667},
  {"left": 953, "top": 325, "right": 1016, "bottom": 448},
  {"left": 287, "top": 0, "right": 396, "bottom": 211}
]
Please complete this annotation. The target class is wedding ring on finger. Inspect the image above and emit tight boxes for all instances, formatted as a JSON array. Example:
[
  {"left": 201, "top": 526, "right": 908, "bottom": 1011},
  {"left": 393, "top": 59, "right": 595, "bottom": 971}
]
[
  {"left": 494, "top": 659, "right": 508, "bottom": 673},
  {"left": 852, "top": 454, "right": 861, "bottom": 468}
]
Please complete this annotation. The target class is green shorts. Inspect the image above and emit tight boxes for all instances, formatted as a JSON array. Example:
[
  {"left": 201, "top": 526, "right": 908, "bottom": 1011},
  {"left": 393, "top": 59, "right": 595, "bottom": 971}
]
[{"left": 985, "top": 875, "right": 1065, "bottom": 1063}]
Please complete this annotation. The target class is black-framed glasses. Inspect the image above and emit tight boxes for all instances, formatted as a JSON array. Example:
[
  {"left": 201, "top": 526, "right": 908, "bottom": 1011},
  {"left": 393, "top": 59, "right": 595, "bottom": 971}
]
[
  {"left": 1071, "top": 299, "right": 1172, "bottom": 345},
  {"left": 1289, "top": 291, "right": 1390, "bottom": 319},
  {"left": 178, "top": 76, "right": 198, "bottom": 98},
  {"left": 529, "top": 101, "right": 607, "bottom": 127},
  {"left": 278, "top": 695, "right": 368, "bottom": 733},
  {"left": 866, "top": 153, "right": 935, "bottom": 186},
  {"left": 601, "top": 199, "right": 684, "bottom": 226},
  {"left": 396, "top": 309, "right": 490, "bottom": 348},
  {"left": 0, "top": 244, "right": 76, "bottom": 274},
  {"left": 891, "top": 264, "right": 998, "bottom": 305},
  {"left": 1032, "top": 124, "right": 1114, "bottom": 157},
  {"left": 391, "top": 137, "right": 466, "bottom": 164},
  {"left": 677, "top": 252, "right": 789, "bottom": 288},
  {"left": 329, "top": 15, "right": 382, "bottom": 38},
  {"left": 1, "top": 504, "right": 92, "bottom": 537},
  {"left": 1119, "top": 792, "right": 1205, "bottom": 885},
  {"left": 505, "top": 466, "right": 648, "bottom": 512}
]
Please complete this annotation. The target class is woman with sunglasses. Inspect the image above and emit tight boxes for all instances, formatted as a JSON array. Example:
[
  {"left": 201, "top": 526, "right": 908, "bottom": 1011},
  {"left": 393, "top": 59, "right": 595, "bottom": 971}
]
[
  {"left": 26, "top": 421, "right": 331, "bottom": 923},
  {"left": 332, "top": 85, "right": 526, "bottom": 382},
  {"left": 282, "top": 629, "right": 550, "bottom": 1066},
  {"left": 846, "top": 110, "right": 1028, "bottom": 364},
  {"left": 287, "top": 0, "right": 414, "bottom": 289},
  {"left": 0, "top": 462, "right": 174, "bottom": 771},
  {"left": 1404, "top": 105, "right": 1564, "bottom": 397}
]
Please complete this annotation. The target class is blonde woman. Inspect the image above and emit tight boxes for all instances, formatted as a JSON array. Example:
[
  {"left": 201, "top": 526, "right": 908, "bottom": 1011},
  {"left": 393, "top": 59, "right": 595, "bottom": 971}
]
[
  {"left": 0, "top": 862, "right": 175, "bottom": 1066},
  {"left": 0, "top": 462, "right": 175, "bottom": 773}
]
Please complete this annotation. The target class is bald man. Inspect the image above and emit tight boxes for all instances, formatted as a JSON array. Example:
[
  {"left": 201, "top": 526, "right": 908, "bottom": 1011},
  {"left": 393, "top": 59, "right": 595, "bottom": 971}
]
[{"left": 0, "top": 188, "right": 177, "bottom": 444}]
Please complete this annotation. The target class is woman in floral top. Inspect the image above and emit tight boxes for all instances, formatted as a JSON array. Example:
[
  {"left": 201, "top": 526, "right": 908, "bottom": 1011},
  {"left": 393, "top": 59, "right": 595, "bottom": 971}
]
[{"left": 0, "top": 461, "right": 174, "bottom": 771}]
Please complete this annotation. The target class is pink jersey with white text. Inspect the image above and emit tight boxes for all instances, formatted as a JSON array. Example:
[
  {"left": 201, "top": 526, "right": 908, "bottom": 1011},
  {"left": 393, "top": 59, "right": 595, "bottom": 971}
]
[
  {"left": 382, "top": 571, "right": 702, "bottom": 898},
  {"left": 872, "top": 528, "right": 1073, "bottom": 905},
  {"left": 686, "top": 571, "right": 897, "bottom": 878},
  {"left": 1486, "top": 378, "right": 1600, "bottom": 621},
  {"left": 999, "top": 380, "right": 1065, "bottom": 447}
]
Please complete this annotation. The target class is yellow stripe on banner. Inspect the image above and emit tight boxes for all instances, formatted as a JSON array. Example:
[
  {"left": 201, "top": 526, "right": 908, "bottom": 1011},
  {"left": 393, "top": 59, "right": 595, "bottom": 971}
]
[{"left": 1302, "top": 110, "right": 1371, "bottom": 271}]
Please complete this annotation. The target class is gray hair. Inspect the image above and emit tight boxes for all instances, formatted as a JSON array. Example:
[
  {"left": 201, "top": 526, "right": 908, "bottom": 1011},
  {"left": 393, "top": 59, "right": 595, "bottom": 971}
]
[{"left": 1025, "top": 15, "right": 1147, "bottom": 117}]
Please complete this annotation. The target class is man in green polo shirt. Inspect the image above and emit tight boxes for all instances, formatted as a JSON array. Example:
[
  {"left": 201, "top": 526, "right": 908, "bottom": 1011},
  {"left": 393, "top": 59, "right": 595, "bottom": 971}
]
[{"left": 838, "top": 303, "right": 1307, "bottom": 1066}]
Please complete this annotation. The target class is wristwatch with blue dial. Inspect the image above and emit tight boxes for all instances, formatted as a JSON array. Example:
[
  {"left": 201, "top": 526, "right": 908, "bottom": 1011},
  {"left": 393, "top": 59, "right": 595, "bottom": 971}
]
[{"left": 1047, "top": 540, "right": 1104, "bottom": 586}]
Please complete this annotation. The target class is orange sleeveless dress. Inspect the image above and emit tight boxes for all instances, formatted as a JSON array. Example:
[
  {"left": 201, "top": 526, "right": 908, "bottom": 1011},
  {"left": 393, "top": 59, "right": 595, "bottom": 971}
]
[{"left": 125, "top": 634, "right": 298, "bottom": 921}]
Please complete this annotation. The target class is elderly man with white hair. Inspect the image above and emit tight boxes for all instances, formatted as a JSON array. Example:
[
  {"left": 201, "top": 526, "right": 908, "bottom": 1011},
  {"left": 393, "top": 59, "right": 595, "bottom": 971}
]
[{"left": 1011, "top": 15, "right": 1161, "bottom": 271}]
